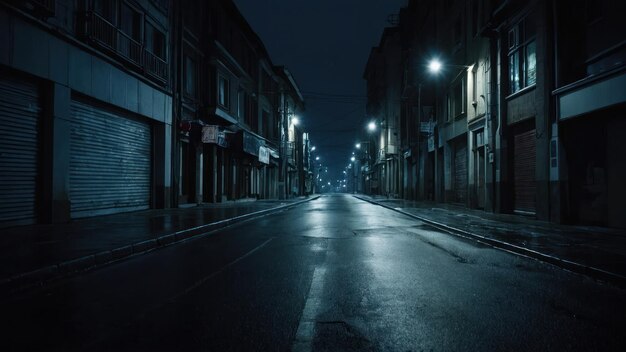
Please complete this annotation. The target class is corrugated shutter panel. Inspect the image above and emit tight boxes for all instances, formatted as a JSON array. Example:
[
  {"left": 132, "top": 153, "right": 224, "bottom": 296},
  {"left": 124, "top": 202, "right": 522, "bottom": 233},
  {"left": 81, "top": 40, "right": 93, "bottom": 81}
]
[
  {"left": 69, "top": 100, "right": 151, "bottom": 218},
  {"left": 454, "top": 139, "right": 468, "bottom": 204},
  {"left": 0, "top": 75, "right": 40, "bottom": 225},
  {"left": 514, "top": 129, "right": 536, "bottom": 213}
]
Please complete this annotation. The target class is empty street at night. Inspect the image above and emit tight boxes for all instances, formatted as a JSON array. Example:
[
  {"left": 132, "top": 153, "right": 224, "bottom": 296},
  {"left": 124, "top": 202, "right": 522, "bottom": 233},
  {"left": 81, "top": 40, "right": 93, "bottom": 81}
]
[
  {"left": 2, "top": 0, "right": 626, "bottom": 350},
  {"left": 2, "top": 195, "right": 626, "bottom": 351}
]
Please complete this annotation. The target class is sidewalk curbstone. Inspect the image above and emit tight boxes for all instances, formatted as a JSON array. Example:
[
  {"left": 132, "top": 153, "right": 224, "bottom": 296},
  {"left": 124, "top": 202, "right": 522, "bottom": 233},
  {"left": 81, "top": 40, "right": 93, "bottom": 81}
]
[
  {"left": 111, "top": 245, "right": 133, "bottom": 261},
  {"left": 94, "top": 251, "right": 114, "bottom": 265},
  {"left": 354, "top": 195, "right": 626, "bottom": 288},
  {"left": 157, "top": 233, "right": 177, "bottom": 246},
  {"left": 15, "top": 265, "right": 59, "bottom": 289},
  {"left": 132, "top": 239, "right": 158, "bottom": 254},
  {"left": 58, "top": 255, "right": 96, "bottom": 275},
  {"left": 1, "top": 196, "right": 320, "bottom": 296}
]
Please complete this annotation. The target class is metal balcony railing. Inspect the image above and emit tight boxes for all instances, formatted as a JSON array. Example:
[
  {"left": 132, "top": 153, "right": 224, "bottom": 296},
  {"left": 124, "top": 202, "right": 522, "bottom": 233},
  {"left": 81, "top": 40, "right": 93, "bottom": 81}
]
[
  {"left": 117, "top": 30, "right": 142, "bottom": 66},
  {"left": 144, "top": 50, "right": 168, "bottom": 81},
  {"left": 80, "top": 11, "right": 168, "bottom": 82},
  {"left": 83, "top": 12, "right": 117, "bottom": 51},
  {"left": 30, "top": 0, "right": 55, "bottom": 15}
]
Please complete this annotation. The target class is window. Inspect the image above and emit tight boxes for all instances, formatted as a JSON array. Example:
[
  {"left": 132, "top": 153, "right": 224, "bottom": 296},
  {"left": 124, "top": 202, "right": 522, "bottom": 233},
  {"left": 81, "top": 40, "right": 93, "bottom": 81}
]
[
  {"left": 447, "top": 78, "right": 466, "bottom": 120},
  {"left": 218, "top": 76, "right": 230, "bottom": 108},
  {"left": 145, "top": 22, "right": 165, "bottom": 60},
  {"left": 120, "top": 2, "right": 142, "bottom": 41},
  {"left": 237, "top": 90, "right": 245, "bottom": 118},
  {"left": 508, "top": 15, "right": 536, "bottom": 94},
  {"left": 262, "top": 110, "right": 270, "bottom": 138},
  {"left": 472, "top": 67, "right": 478, "bottom": 104},
  {"left": 184, "top": 55, "right": 196, "bottom": 97},
  {"left": 94, "top": 0, "right": 117, "bottom": 24}
]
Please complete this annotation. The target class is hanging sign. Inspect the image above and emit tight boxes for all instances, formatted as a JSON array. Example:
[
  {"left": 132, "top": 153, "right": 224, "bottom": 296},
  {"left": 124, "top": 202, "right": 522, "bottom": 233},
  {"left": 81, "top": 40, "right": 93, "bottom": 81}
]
[{"left": 259, "top": 146, "right": 270, "bottom": 164}]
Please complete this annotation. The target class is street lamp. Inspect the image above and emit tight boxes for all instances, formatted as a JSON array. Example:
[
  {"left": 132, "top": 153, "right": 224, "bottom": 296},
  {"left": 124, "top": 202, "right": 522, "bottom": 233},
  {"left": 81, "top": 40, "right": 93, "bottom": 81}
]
[
  {"left": 355, "top": 143, "right": 361, "bottom": 149},
  {"left": 292, "top": 116, "right": 300, "bottom": 126},
  {"left": 311, "top": 146, "right": 316, "bottom": 151},
  {"left": 350, "top": 156, "right": 356, "bottom": 162},
  {"left": 315, "top": 156, "right": 320, "bottom": 161},
  {"left": 367, "top": 121, "right": 376, "bottom": 131},
  {"left": 428, "top": 58, "right": 442, "bottom": 74}
]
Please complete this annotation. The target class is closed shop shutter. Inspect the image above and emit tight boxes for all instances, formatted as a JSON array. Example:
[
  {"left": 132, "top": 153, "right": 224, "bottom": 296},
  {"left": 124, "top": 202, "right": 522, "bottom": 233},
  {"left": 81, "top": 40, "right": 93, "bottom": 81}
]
[
  {"left": 69, "top": 100, "right": 151, "bottom": 218},
  {"left": 514, "top": 129, "right": 536, "bottom": 213},
  {"left": 454, "top": 139, "right": 468, "bottom": 204},
  {"left": 0, "top": 75, "right": 40, "bottom": 225}
]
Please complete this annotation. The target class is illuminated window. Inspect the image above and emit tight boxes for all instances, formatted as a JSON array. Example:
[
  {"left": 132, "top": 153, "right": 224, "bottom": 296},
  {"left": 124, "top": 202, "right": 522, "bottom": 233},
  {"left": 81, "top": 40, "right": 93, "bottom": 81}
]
[{"left": 508, "top": 15, "right": 536, "bottom": 94}]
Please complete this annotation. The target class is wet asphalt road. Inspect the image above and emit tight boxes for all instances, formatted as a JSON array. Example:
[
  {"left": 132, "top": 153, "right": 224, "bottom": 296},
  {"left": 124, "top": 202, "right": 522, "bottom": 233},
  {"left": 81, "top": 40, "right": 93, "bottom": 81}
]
[{"left": 2, "top": 194, "right": 626, "bottom": 351}]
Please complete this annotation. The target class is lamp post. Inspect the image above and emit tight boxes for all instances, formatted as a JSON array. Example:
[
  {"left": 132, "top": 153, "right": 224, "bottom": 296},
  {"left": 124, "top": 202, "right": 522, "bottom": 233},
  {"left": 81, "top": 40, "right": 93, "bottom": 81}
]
[{"left": 420, "top": 58, "right": 472, "bottom": 201}]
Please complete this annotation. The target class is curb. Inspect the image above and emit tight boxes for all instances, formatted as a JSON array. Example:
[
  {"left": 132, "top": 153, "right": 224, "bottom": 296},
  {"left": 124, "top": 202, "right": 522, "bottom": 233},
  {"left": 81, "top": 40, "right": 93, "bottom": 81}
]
[
  {"left": 354, "top": 195, "right": 626, "bottom": 288},
  {"left": 1, "top": 196, "right": 320, "bottom": 295}
]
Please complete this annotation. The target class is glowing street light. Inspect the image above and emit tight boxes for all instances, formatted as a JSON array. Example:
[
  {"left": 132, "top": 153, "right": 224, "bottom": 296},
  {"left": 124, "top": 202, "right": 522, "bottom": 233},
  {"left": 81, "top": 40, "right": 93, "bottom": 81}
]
[
  {"left": 350, "top": 156, "right": 356, "bottom": 162},
  {"left": 315, "top": 156, "right": 320, "bottom": 161},
  {"left": 428, "top": 59, "right": 442, "bottom": 74},
  {"left": 367, "top": 121, "right": 376, "bottom": 132},
  {"left": 311, "top": 146, "right": 316, "bottom": 151},
  {"left": 292, "top": 116, "right": 300, "bottom": 126},
  {"left": 356, "top": 143, "right": 361, "bottom": 149}
]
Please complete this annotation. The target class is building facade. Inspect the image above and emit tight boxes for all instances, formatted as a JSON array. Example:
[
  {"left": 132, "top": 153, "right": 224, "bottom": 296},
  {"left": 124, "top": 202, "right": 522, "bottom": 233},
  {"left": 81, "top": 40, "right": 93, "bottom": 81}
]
[
  {"left": 0, "top": 0, "right": 308, "bottom": 228},
  {"left": 365, "top": 0, "right": 626, "bottom": 229},
  {"left": 0, "top": 0, "right": 173, "bottom": 227}
]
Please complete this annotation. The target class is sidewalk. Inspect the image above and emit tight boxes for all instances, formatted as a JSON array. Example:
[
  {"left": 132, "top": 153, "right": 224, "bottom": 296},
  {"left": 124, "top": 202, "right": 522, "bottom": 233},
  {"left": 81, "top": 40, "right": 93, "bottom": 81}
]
[
  {"left": 356, "top": 194, "right": 626, "bottom": 287},
  {"left": 1, "top": 197, "right": 317, "bottom": 293}
]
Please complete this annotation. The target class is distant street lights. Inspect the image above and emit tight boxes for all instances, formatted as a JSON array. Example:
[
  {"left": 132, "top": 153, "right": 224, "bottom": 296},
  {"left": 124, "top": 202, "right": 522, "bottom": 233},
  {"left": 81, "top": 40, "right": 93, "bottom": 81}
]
[{"left": 367, "top": 121, "right": 377, "bottom": 131}]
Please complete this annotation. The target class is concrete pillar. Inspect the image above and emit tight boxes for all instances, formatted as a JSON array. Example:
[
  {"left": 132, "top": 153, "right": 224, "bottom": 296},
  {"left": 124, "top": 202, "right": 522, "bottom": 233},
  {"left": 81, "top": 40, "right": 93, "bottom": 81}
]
[
  {"left": 195, "top": 146, "right": 203, "bottom": 204},
  {"left": 42, "top": 83, "right": 71, "bottom": 223},
  {"left": 152, "top": 122, "right": 170, "bottom": 209}
]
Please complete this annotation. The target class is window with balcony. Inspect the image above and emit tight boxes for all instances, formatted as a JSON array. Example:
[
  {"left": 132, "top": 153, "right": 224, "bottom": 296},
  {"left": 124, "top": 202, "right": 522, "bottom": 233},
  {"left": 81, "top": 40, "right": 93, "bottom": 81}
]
[
  {"left": 145, "top": 22, "right": 165, "bottom": 60},
  {"left": 119, "top": 2, "right": 141, "bottom": 41},
  {"left": 508, "top": 15, "right": 536, "bottom": 94},
  {"left": 144, "top": 21, "right": 167, "bottom": 81},
  {"left": 82, "top": 0, "right": 168, "bottom": 82},
  {"left": 93, "top": 0, "right": 116, "bottom": 23}
]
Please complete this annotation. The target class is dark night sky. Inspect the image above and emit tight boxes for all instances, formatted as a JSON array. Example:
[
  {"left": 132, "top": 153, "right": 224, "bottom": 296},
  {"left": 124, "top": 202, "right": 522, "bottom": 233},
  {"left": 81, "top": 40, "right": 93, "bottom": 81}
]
[{"left": 233, "top": 0, "right": 407, "bottom": 182}]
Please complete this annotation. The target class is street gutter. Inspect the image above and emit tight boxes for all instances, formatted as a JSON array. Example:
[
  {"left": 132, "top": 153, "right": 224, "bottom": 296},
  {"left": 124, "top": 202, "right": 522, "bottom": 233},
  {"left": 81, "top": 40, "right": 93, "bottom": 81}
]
[
  {"left": 1, "top": 196, "right": 320, "bottom": 296},
  {"left": 354, "top": 195, "right": 626, "bottom": 289}
]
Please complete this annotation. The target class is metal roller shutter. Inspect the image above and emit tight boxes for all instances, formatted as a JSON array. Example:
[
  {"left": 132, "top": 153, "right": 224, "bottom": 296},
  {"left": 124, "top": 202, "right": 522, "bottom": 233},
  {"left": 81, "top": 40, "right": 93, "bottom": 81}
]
[
  {"left": 69, "top": 100, "right": 151, "bottom": 218},
  {"left": 0, "top": 75, "right": 40, "bottom": 225},
  {"left": 454, "top": 139, "right": 468, "bottom": 204},
  {"left": 514, "top": 129, "right": 536, "bottom": 214}
]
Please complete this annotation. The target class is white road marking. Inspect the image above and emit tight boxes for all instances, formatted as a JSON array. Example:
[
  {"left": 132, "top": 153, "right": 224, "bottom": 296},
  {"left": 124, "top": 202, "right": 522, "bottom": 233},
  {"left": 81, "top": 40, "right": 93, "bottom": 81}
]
[{"left": 292, "top": 266, "right": 327, "bottom": 352}]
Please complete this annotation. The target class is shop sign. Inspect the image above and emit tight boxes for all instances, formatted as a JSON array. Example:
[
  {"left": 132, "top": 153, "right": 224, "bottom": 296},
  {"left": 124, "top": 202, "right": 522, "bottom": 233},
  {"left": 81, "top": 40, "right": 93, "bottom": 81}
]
[
  {"left": 259, "top": 146, "right": 270, "bottom": 164},
  {"left": 428, "top": 135, "right": 435, "bottom": 152},
  {"left": 202, "top": 125, "right": 228, "bottom": 147},
  {"left": 243, "top": 131, "right": 263, "bottom": 156}
]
